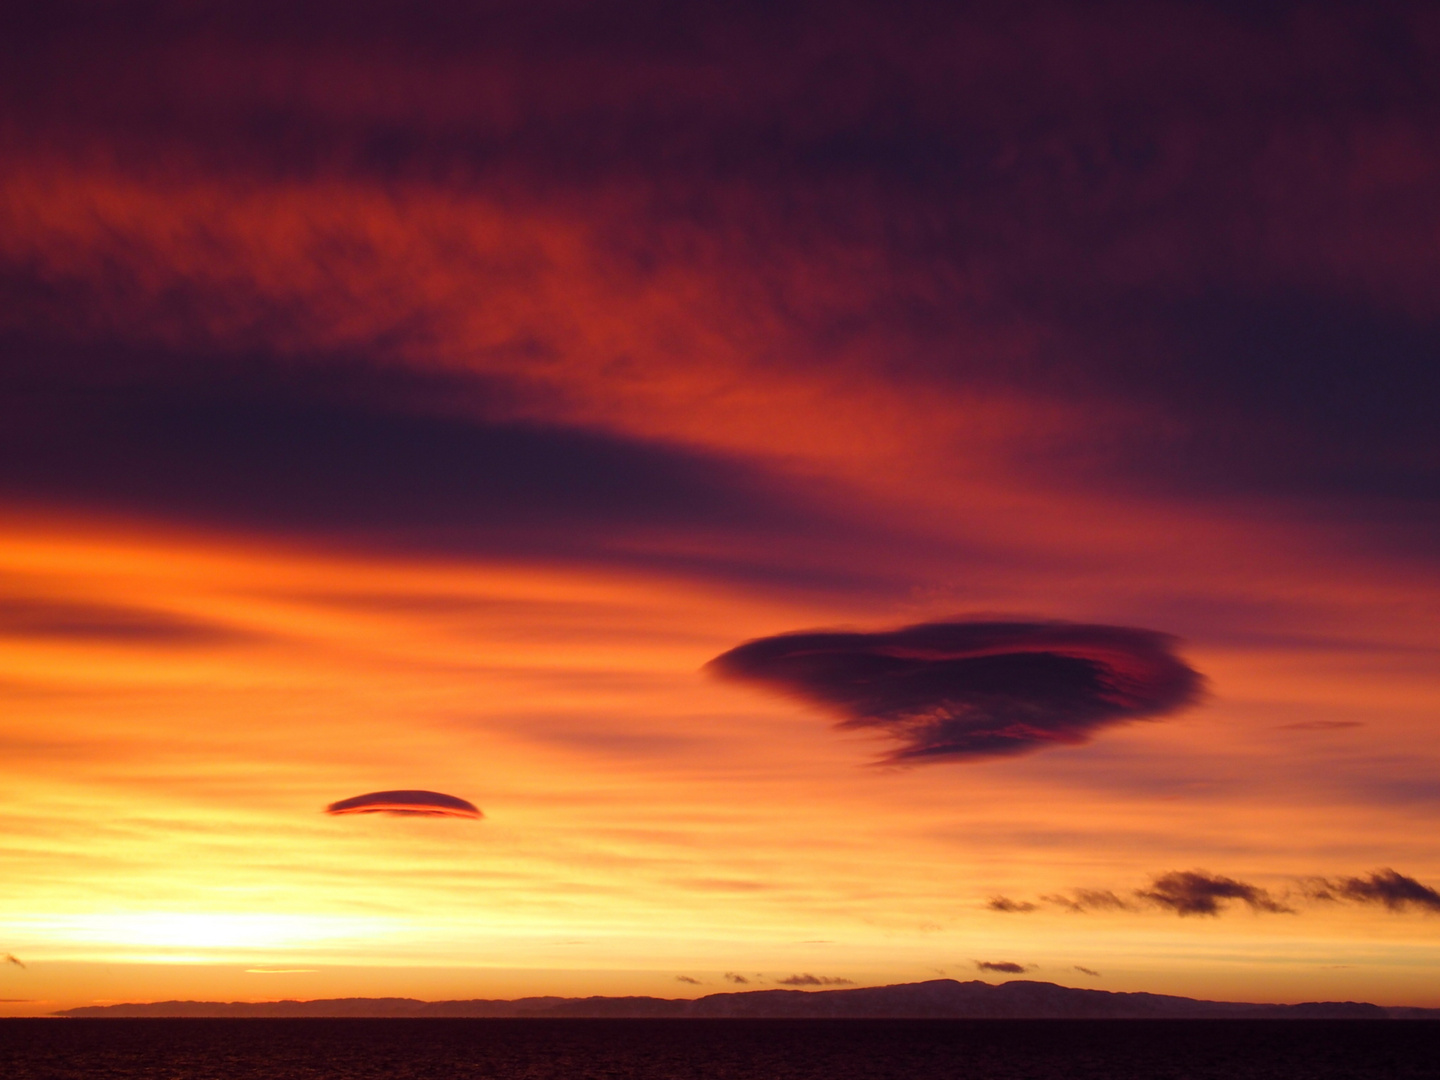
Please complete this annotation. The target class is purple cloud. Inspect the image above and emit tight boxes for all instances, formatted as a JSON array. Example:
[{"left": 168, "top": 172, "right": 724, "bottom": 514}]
[{"left": 708, "top": 620, "right": 1203, "bottom": 763}]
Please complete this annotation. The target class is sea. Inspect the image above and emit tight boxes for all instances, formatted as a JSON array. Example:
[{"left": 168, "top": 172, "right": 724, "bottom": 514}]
[{"left": 1, "top": 1018, "right": 1436, "bottom": 1079}]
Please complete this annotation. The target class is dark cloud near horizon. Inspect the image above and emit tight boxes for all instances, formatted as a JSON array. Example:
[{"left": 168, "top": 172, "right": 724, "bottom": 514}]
[
  {"left": 675, "top": 975, "right": 701, "bottom": 985},
  {"left": 1306, "top": 869, "right": 1440, "bottom": 913},
  {"left": 975, "top": 961, "right": 1028, "bottom": 975},
  {"left": 325, "top": 790, "right": 482, "bottom": 819},
  {"left": 707, "top": 621, "right": 1203, "bottom": 762},
  {"left": 1073, "top": 966, "right": 1101, "bottom": 977},
  {"left": 4, "top": 954, "right": 24, "bottom": 969},
  {"left": 1137, "top": 871, "right": 1294, "bottom": 917},
  {"left": 1008, "top": 868, "right": 1440, "bottom": 918},
  {"left": 776, "top": 974, "right": 853, "bottom": 986},
  {"left": 723, "top": 972, "right": 749, "bottom": 984}
]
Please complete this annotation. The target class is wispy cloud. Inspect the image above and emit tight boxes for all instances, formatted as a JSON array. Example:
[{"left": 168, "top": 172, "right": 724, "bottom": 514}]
[
  {"left": 1304, "top": 869, "right": 1440, "bottom": 913},
  {"left": 776, "top": 974, "right": 853, "bottom": 986},
  {"left": 987, "top": 896, "right": 1037, "bottom": 913},
  {"left": 1137, "top": 871, "right": 1295, "bottom": 916}
]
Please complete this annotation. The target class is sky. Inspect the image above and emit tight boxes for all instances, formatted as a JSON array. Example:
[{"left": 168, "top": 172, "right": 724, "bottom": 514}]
[{"left": 3, "top": 0, "right": 1440, "bottom": 1015}]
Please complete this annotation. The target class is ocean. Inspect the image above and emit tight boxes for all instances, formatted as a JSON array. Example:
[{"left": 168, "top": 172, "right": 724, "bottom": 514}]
[{"left": 2, "top": 1018, "right": 1436, "bottom": 1079}]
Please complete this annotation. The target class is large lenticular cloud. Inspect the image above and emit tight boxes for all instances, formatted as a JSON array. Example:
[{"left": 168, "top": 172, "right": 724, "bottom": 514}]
[{"left": 707, "top": 621, "right": 1203, "bottom": 763}]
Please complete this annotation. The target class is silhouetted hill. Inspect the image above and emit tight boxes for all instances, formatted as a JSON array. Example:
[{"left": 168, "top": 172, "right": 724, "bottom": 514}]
[{"left": 53, "top": 979, "right": 1440, "bottom": 1019}]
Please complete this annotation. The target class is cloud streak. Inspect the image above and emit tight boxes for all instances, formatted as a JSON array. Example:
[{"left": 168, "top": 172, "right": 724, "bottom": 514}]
[
  {"left": 776, "top": 974, "right": 853, "bottom": 986},
  {"left": 707, "top": 621, "right": 1203, "bottom": 762}
]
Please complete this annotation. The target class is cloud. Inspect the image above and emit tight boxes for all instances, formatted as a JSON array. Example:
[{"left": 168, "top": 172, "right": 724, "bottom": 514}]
[
  {"left": 1136, "top": 871, "right": 1293, "bottom": 917},
  {"left": 987, "top": 896, "right": 1037, "bottom": 913},
  {"left": 776, "top": 974, "right": 853, "bottom": 986},
  {"left": 707, "top": 621, "right": 1203, "bottom": 763},
  {"left": 675, "top": 975, "right": 701, "bottom": 985},
  {"left": 1041, "top": 889, "right": 1136, "bottom": 913},
  {"left": 325, "top": 790, "right": 482, "bottom": 819},
  {"left": 1073, "top": 966, "right": 1101, "bottom": 977},
  {"left": 3, "top": 954, "right": 23, "bottom": 968},
  {"left": 1277, "top": 720, "right": 1364, "bottom": 731},
  {"left": 1307, "top": 869, "right": 1440, "bottom": 913},
  {"left": 975, "top": 961, "right": 1029, "bottom": 974},
  {"left": 0, "top": 597, "right": 246, "bottom": 645},
  {"left": 723, "top": 972, "right": 749, "bottom": 984}
]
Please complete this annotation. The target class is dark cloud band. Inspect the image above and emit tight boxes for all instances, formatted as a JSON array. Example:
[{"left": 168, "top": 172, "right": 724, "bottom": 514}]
[{"left": 707, "top": 620, "right": 1203, "bottom": 763}]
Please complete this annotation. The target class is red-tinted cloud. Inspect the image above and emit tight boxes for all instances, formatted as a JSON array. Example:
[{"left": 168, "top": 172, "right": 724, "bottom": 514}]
[{"left": 325, "top": 790, "right": 482, "bottom": 819}]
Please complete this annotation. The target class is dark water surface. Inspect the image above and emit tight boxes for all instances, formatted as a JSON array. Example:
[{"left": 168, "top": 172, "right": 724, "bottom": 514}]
[{"left": 2, "top": 1019, "right": 1436, "bottom": 1080}]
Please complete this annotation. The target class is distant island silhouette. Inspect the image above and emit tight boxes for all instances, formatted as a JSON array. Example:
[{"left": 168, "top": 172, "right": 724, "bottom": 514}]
[{"left": 54, "top": 979, "right": 1440, "bottom": 1019}]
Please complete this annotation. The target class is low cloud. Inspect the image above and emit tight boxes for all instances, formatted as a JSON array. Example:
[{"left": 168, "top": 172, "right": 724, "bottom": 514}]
[
  {"left": 707, "top": 621, "right": 1203, "bottom": 763},
  {"left": 1011, "top": 868, "right": 1440, "bottom": 919},
  {"left": 1277, "top": 720, "right": 1363, "bottom": 731},
  {"left": 1073, "top": 966, "right": 1101, "bottom": 977},
  {"left": 325, "top": 789, "right": 482, "bottom": 819},
  {"left": 675, "top": 975, "right": 701, "bottom": 985},
  {"left": 1137, "top": 871, "right": 1294, "bottom": 916},
  {"left": 975, "top": 961, "right": 1030, "bottom": 974},
  {"left": 1306, "top": 869, "right": 1440, "bottom": 913},
  {"left": 723, "top": 972, "right": 750, "bottom": 984},
  {"left": 987, "top": 896, "right": 1037, "bottom": 913},
  {"left": 4, "top": 954, "right": 24, "bottom": 968},
  {"left": 777, "top": 974, "right": 853, "bottom": 986}
]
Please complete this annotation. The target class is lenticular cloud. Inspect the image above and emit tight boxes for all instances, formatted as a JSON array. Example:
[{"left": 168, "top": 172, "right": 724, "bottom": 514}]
[
  {"left": 707, "top": 620, "right": 1203, "bottom": 763},
  {"left": 325, "top": 790, "right": 483, "bottom": 818}
]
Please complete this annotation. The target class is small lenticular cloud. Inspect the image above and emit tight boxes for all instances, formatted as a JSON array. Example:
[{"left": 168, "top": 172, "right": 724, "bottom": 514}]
[
  {"left": 325, "top": 790, "right": 482, "bottom": 818},
  {"left": 975, "top": 960, "right": 1029, "bottom": 974}
]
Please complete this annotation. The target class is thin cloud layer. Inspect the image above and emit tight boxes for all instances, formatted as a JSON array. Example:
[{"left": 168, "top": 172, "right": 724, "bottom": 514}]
[
  {"left": 707, "top": 621, "right": 1203, "bottom": 762},
  {"left": 776, "top": 974, "right": 853, "bottom": 986},
  {"left": 1040, "top": 890, "right": 1136, "bottom": 914},
  {"left": 325, "top": 790, "right": 482, "bottom": 819}
]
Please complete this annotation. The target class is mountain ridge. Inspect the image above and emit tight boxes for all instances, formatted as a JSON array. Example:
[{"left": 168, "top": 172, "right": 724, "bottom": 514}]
[{"left": 53, "top": 978, "right": 1440, "bottom": 1019}]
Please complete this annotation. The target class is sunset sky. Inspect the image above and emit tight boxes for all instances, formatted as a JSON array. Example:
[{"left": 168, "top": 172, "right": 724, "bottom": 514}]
[{"left": 3, "top": 1, "right": 1440, "bottom": 1015}]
